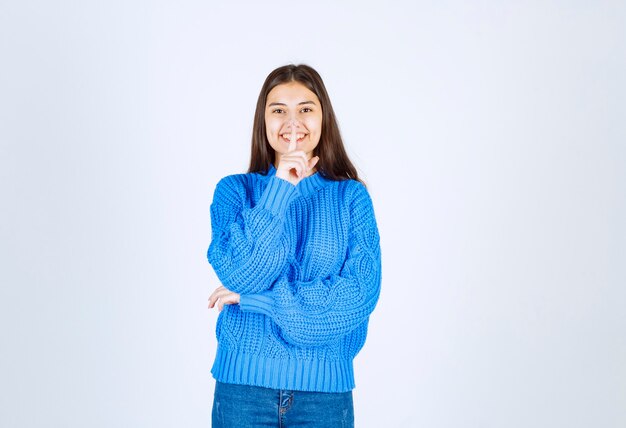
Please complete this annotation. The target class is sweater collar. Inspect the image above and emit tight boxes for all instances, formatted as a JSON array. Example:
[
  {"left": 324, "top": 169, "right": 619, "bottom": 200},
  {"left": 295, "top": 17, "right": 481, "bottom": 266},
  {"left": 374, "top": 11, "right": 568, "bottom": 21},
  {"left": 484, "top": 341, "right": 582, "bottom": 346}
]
[{"left": 263, "top": 163, "right": 332, "bottom": 197}]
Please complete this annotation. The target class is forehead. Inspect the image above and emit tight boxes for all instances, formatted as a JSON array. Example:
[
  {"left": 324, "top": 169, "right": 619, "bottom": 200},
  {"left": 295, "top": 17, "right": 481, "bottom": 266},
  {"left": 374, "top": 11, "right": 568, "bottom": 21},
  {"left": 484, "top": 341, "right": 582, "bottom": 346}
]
[{"left": 266, "top": 82, "right": 320, "bottom": 104}]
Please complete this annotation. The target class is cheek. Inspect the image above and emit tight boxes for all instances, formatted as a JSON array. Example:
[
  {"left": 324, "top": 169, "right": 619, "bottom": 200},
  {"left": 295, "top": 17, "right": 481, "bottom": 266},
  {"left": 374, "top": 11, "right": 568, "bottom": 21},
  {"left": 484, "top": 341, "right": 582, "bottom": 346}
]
[
  {"left": 311, "top": 118, "right": 323, "bottom": 139},
  {"left": 305, "top": 117, "right": 322, "bottom": 133},
  {"left": 265, "top": 119, "right": 279, "bottom": 138}
]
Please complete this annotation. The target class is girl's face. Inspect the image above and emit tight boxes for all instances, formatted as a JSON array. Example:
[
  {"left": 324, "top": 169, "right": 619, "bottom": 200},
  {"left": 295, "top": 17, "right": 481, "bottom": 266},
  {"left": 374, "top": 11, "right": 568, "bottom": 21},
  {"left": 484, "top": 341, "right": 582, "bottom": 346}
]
[{"left": 265, "top": 81, "right": 323, "bottom": 164}]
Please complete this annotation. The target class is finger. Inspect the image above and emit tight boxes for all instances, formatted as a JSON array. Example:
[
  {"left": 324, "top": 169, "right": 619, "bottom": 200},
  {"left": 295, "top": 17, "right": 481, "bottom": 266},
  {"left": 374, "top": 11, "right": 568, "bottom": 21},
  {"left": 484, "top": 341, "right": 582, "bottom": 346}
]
[
  {"left": 209, "top": 286, "right": 223, "bottom": 300},
  {"left": 288, "top": 129, "right": 296, "bottom": 153},
  {"left": 213, "top": 295, "right": 227, "bottom": 311},
  {"left": 281, "top": 157, "right": 306, "bottom": 179},
  {"left": 290, "top": 150, "right": 310, "bottom": 166},
  {"left": 308, "top": 156, "right": 320, "bottom": 171},
  {"left": 292, "top": 161, "right": 305, "bottom": 178},
  {"left": 284, "top": 152, "right": 309, "bottom": 172},
  {"left": 208, "top": 288, "right": 221, "bottom": 307},
  {"left": 209, "top": 294, "right": 218, "bottom": 308},
  {"left": 208, "top": 292, "right": 218, "bottom": 308},
  {"left": 208, "top": 286, "right": 228, "bottom": 308},
  {"left": 290, "top": 127, "right": 297, "bottom": 151}
]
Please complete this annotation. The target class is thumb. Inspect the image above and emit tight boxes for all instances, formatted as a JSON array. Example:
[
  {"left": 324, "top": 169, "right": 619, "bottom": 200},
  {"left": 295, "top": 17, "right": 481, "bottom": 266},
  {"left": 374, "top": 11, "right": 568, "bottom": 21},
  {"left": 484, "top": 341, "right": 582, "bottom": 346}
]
[{"left": 309, "top": 156, "right": 320, "bottom": 170}]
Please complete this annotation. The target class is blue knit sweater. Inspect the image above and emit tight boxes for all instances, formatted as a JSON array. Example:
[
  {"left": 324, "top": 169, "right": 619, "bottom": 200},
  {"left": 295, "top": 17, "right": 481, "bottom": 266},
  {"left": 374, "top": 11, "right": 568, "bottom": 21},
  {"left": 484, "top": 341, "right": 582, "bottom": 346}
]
[{"left": 207, "top": 164, "right": 381, "bottom": 393}]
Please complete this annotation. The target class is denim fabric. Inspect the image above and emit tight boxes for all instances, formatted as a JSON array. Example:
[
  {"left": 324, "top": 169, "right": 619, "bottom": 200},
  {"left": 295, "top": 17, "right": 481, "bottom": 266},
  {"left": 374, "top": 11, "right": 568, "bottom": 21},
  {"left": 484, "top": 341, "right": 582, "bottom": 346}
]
[{"left": 212, "top": 381, "right": 354, "bottom": 428}]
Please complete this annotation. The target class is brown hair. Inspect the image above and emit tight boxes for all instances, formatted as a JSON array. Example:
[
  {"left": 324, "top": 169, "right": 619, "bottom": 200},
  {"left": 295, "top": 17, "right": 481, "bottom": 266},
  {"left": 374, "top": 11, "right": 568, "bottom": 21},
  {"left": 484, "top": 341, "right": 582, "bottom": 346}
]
[{"left": 247, "top": 64, "right": 362, "bottom": 184}]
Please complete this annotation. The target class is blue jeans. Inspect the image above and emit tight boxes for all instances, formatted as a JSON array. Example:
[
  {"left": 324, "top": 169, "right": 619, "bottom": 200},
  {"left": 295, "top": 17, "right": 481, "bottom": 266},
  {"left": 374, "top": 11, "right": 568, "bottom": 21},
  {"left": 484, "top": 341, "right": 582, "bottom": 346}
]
[{"left": 212, "top": 381, "right": 354, "bottom": 428}]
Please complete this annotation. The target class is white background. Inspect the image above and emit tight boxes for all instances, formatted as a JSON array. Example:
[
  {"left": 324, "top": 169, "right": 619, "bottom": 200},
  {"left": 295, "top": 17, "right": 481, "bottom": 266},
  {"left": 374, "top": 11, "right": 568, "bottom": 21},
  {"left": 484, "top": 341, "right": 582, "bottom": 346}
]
[{"left": 1, "top": 1, "right": 625, "bottom": 427}]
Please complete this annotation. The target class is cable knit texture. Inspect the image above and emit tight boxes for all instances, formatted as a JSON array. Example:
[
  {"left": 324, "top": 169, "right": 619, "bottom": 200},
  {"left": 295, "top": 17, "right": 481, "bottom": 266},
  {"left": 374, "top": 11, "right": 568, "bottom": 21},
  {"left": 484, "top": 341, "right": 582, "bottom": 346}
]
[{"left": 207, "top": 164, "right": 381, "bottom": 393}]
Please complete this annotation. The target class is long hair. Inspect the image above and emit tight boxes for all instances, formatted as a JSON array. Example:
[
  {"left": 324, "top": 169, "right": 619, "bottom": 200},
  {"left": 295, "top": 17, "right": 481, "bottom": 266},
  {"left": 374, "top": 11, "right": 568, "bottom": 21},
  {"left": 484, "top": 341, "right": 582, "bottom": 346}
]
[{"left": 247, "top": 64, "right": 362, "bottom": 184}]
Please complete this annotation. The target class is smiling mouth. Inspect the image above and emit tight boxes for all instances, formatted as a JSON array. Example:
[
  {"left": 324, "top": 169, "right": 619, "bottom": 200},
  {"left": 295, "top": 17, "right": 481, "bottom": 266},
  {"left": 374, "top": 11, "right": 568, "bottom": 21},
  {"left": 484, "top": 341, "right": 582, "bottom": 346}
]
[{"left": 281, "top": 133, "right": 307, "bottom": 143}]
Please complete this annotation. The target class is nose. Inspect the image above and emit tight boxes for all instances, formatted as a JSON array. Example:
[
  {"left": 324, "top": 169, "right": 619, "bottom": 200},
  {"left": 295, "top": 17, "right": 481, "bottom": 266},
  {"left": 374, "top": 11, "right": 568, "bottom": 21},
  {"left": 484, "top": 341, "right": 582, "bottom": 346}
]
[{"left": 286, "top": 118, "right": 302, "bottom": 130}]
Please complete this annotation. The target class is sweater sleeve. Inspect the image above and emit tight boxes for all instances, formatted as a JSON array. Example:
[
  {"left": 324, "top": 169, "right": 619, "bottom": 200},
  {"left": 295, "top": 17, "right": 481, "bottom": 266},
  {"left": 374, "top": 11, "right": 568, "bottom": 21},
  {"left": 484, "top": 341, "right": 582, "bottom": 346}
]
[
  {"left": 239, "top": 183, "right": 382, "bottom": 347},
  {"left": 207, "top": 174, "right": 299, "bottom": 294}
]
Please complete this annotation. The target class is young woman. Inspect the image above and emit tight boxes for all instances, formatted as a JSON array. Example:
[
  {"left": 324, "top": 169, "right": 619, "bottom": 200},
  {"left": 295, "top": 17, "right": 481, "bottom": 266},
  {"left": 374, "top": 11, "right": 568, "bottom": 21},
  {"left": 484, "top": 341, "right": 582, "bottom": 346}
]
[{"left": 207, "top": 64, "right": 382, "bottom": 427}]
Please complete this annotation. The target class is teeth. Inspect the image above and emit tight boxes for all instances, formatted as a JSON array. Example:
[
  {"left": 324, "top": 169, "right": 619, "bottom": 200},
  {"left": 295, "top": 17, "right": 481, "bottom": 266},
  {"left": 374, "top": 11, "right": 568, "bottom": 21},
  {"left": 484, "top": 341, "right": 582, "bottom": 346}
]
[{"left": 282, "top": 133, "right": 306, "bottom": 141}]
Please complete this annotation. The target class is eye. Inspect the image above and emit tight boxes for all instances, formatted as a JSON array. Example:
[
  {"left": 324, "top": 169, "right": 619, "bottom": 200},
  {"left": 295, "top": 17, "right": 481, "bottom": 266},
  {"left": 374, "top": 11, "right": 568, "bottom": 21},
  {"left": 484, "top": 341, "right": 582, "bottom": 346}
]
[
  {"left": 300, "top": 107, "right": 313, "bottom": 113},
  {"left": 272, "top": 108, "right": 285, "bottom": 114}
]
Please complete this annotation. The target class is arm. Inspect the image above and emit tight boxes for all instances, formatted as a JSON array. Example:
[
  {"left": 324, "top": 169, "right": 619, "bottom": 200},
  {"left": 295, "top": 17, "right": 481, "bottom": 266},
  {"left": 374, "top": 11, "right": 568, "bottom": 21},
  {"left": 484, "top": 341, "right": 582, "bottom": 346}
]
[
  {"left": 207, "top": 174, "right": 298, "bottom": 294},
  {"left": 239, "top": 183, "right": 382, "bottom": 347}
]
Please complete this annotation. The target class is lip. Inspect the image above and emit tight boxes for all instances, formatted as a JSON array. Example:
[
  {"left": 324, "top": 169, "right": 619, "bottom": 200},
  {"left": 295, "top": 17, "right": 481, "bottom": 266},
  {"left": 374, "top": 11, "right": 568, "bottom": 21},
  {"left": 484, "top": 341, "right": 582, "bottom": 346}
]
[{"left": 280, "top": 133, "right": 307, "bottom": 143}]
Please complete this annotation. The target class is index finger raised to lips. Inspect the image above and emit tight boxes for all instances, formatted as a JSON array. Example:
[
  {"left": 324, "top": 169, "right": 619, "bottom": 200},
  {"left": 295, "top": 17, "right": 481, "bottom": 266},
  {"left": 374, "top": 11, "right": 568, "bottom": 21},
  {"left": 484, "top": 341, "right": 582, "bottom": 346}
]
[{"left": 289, "top": 127, "right": 297, "bottom": 152}]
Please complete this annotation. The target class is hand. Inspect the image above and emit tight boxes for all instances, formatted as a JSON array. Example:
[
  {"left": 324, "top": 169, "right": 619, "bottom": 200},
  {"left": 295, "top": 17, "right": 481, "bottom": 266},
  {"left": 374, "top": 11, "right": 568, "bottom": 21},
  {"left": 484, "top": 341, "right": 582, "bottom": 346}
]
[
  {"left": 208, "top": 286, "right": 241, "bottom": 312},
  {"left": 275, "top": 127, "right": 320, "bottom": 186}
]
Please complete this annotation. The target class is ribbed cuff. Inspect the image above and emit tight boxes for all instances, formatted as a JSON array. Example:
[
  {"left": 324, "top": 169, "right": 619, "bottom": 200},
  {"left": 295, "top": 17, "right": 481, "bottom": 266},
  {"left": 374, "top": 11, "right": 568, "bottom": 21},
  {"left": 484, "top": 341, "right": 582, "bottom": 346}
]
[
  {"left": 239, "top": 292, "right": 274, "bottom": 316},
  {"left": 257, "top": 177, "right": 299, "bottom": 216}
]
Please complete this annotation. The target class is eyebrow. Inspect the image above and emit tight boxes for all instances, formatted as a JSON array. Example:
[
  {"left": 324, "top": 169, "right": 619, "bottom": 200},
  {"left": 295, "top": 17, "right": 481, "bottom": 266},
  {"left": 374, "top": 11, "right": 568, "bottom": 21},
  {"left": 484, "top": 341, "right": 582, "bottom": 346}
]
[{"left": 267, "top": 101, "right": 317, "bottom": 107}]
